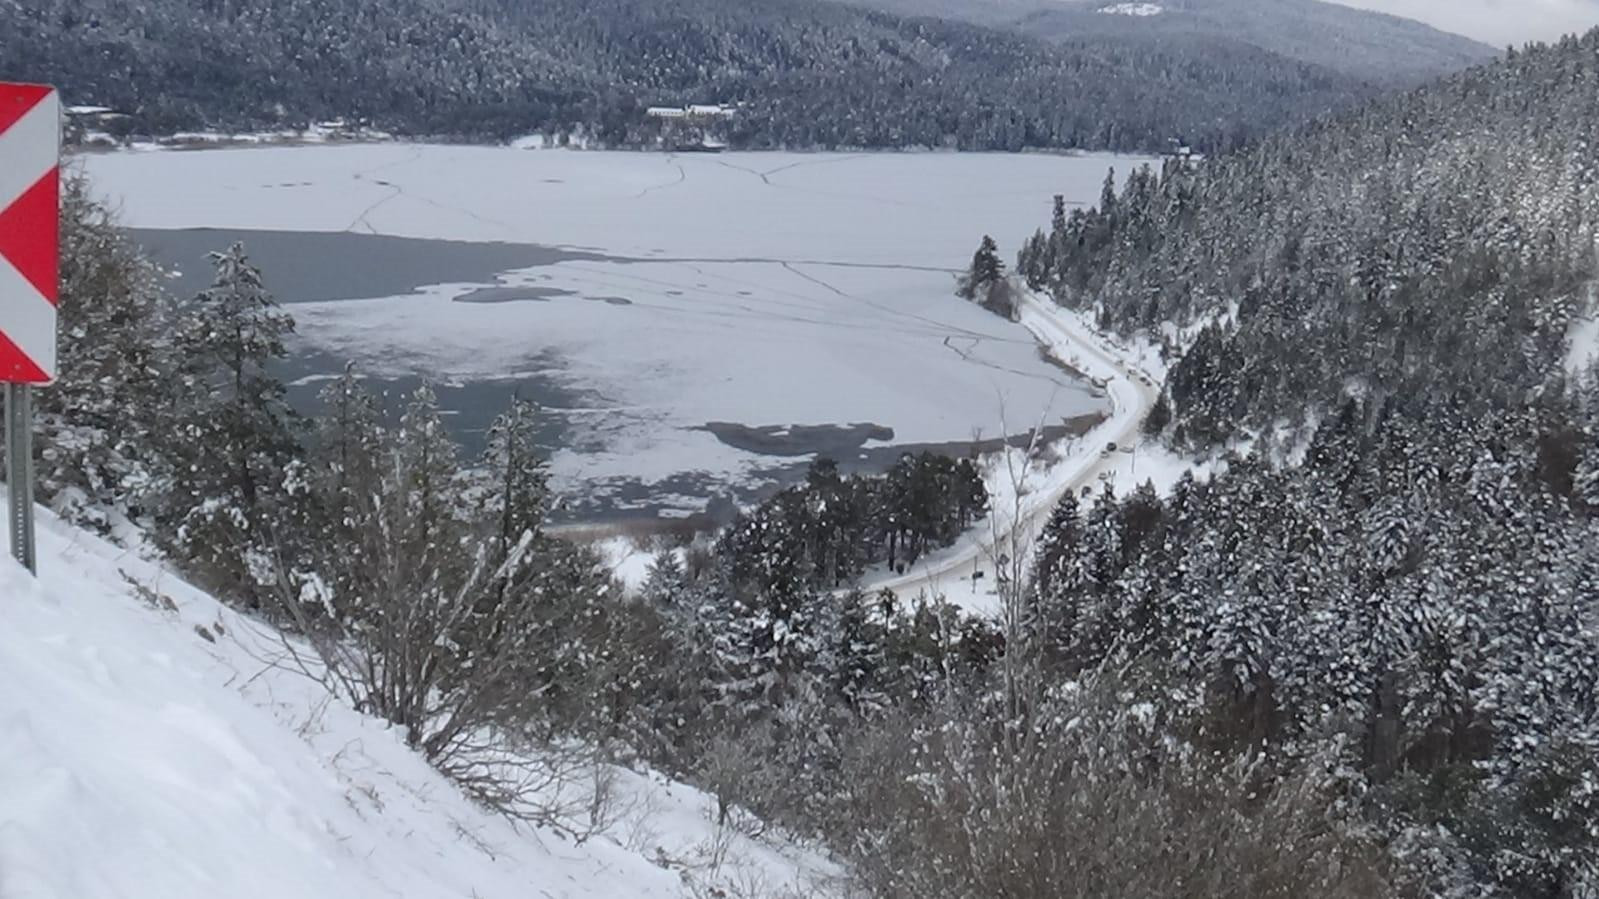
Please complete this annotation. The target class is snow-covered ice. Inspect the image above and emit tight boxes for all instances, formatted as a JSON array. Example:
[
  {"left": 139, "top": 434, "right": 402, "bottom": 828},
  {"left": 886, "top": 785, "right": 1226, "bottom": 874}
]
[
  {"left": 0, "top": 495, "right": 842, "bottom": 898},
  {"left": 80, "top": 146, "right": 1154, "bottom": 516}
]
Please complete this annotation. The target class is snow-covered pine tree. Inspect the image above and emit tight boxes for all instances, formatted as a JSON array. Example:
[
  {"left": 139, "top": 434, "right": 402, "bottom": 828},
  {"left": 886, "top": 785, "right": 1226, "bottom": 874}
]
[
  {"left": 33, "top": 175, "right": 174, "bottom": 530},
  {"left": 154, "top": 242, "right": 302, "bottom": 605},
  {"left": 391, "top": 383, "right": 465, "bottom": 578},
  {"left": 1142, "top": 388, "right": 1173, "bottom": 437},
  {"left": 298, "top": 366, "right": 388, "bottom": 623},
  {"left": 309, "top": 365, "right": 385, "bottom": 525},
  {"left": 957, "top": 235, "right": 1004, "bottom": 303},
  {"left": 1018, "top": 229, "right": 1049, "bottom": 290},
  {"left": 641, "top": 549, "right": 689, "bottom": 612},
  {"left": 1027, "top": 492, "right": 1082, "bottom": 665},
  {"left": 479, "top": 396, "right": 550, "bottom": 562}
]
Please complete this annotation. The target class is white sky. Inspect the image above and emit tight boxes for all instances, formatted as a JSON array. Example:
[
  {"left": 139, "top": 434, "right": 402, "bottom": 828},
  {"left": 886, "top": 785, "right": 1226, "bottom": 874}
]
[{"left": 1326, "top": 0, "right": 1599, "bottom": 45}]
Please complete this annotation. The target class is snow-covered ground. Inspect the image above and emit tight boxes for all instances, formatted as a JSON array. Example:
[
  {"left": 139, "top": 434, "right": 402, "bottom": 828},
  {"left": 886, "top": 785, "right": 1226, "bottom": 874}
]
[
  {"left": 1566, "top": 287, "right": 1599, "bottom": 377},
  {"left": 0, "top": 496, "right": 842, "bottom": 898},
  {"left": 80, "top": 146, "right": 1153, "bottom": 516},
  {"left": 593, "top": 534, "right": 663, "bottom": 595}
]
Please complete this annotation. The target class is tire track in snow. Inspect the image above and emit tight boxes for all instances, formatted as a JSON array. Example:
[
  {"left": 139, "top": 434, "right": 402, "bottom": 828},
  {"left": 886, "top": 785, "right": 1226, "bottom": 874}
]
[
  {"left": 941, "top": 335, "right": 1076, "bottom": 388},
  {"left": 636, "top": 155, "right": 688, "bottom": 198},
  {"left": 344, "top": 145, "right": 423, "bottom": 234},
  {"left": 779, "top": 261, "right": 1032, "bottom": 346},
  {"left": 710, "top": 153, "right": 868, "bottom": 185},
  {"left": 543, "top": 263, "right": 961, "bottom": 338},
  {"left": 708, "top": 154, "right": 920, "bottom": 208}
]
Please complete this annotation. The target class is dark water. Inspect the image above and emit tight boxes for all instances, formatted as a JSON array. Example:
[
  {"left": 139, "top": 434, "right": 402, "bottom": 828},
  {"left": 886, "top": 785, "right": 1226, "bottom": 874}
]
[
  {"left": 128, "top": 227, "right": 606, "bottom": 304},
  {"left": 129, "top": 228, "right": 610, "bottom": 484}
]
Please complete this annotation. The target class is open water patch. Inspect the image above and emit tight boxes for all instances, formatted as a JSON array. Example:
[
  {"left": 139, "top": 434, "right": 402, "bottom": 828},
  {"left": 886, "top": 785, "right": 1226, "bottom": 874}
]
[{"left": 127, "top": 227, "right": 609, "bottom": 303}]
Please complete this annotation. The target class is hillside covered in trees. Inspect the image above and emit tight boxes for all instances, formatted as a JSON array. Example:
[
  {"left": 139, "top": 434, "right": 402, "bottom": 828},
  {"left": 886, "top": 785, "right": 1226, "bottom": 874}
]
[
  {"left": 1020, "top": 28, "right": 1599, "bottom": 447},
  {"left": 7, "top": 0, "right": 1401, "bottom": 151},
  {"left": 841, "top": 0, "right": 1495, "bottom": 88},
  {"left": 1006, "top": 30, "right": 1599, "bottom": 895}
]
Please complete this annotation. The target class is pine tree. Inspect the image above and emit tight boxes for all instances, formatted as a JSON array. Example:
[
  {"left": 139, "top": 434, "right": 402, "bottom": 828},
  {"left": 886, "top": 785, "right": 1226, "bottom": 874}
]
[
  {"left": 1142, "top": 388, "right": 1173, "bottom": 437},
  {"left": 480, "top": 396, "right": 550, "bottom": 561},
  {"left": 155, "top": 242, "right": 302, "bottom": 603},
  {"left": 1019, "top": 229, "right": 1049, "bottom": 290},
  {"left": 34, "top": 176, "right": 174, "bottom": 530},
  {"left": 310, "top": 366, "right": 384, "bottom": 516},
  {"left": 394, "top": 383, "right": 464, "bottom": 560},
  {"left": 641, "top": 550, "right": 689, "bottom": 612},
  {"left": 958, "top": 235, "right": 1004, "bottom": 302},
  {"left": 1028, "top": 493, "right": 1086, "bottom": 667},
  {"left": 301, "top": 366, "right": 387, "bottom": 621}
]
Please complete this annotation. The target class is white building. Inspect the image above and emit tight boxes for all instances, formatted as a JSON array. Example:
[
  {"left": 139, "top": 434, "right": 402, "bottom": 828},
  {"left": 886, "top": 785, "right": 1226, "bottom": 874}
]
[{"left": 647, "top": 104, "right": 737, "bottom": 121}]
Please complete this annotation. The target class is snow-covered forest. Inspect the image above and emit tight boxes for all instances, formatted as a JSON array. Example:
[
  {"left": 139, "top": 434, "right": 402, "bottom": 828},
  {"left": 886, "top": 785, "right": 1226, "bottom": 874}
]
[
  {"left": 3, "top": 0, "right": 1478, "bottom": 152},
  {"left": 6, "top": 13, "right": 1599, "bottom": 899},
  {"left": 1006, "top": 28, "right": 1599, "bottom": 895},
  {"left": 838, "top": 0, "right": 1495, "bottom": 88}
]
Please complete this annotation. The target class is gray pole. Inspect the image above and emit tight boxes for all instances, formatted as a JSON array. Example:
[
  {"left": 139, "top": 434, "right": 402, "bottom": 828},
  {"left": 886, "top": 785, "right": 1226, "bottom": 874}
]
[{"left": 6, "top": 383, "right": 35, "bottom": 574}]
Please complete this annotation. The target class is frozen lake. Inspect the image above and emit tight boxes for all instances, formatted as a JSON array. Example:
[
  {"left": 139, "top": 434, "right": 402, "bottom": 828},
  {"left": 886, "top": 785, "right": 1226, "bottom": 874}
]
[{"left": 82, "top": 146, "right": 1150, "bottom": 521}]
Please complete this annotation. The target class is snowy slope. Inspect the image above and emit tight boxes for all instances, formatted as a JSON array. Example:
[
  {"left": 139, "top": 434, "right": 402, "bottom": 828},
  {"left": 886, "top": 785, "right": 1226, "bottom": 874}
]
[{"left": 0, "top": 498, "right": 840, "bottom": 899}]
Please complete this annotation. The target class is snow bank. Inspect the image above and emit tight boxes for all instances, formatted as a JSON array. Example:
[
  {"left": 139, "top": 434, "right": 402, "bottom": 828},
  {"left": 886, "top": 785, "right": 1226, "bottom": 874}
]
[{"left": 0, "top": 498, "right": 840, "bottom": 898}]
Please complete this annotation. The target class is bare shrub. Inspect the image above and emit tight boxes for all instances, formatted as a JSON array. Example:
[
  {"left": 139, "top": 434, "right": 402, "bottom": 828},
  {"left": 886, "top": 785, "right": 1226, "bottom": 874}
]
[
  {"left": 839, "top": 671, "right": 1397, "bottom": 899},
  {"left": 247, "top": 383, "right": 634, "bottom": 830}
]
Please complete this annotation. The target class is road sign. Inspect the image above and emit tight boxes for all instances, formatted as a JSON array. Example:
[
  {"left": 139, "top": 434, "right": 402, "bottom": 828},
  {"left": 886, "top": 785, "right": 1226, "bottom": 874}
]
[
  {"left": 0, "top": 81, "right": 58, "bottom": 575},
  {"left": 0, "top": 82, "right": 60, "bottom": 384}
]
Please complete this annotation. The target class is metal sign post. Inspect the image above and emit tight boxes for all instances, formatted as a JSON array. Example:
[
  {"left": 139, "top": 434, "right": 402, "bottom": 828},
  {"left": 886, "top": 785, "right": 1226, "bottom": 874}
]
[
  {"left": 5, "top": 384, "right": 33, "bottom": 573},
  {"left": 0, "top": 81, "right": 62, "bottom": 577}
]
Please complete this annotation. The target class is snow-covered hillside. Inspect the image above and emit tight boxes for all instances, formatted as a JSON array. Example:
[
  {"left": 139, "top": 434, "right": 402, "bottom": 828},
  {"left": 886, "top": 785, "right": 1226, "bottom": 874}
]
[{"left": 0, "top": 498, "right": 840, "bottom": 898}]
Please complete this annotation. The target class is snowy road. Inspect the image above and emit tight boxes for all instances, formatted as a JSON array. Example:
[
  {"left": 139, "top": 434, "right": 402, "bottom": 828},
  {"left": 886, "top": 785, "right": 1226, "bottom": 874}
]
[{"left": 860, "top": 291, "right": 1162, "bottom": 611}]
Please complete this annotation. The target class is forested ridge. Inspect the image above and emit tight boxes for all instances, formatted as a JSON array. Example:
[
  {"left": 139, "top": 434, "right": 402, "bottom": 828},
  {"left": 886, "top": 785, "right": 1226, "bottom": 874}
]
[
  {"left": 9, "top": 0, "right": 1372, "bottom": 151},
  {"left": 1005, "top": 29, "right": 1599, "bottom": 895},
  {"left": 841, "top": 0, "right": 1495, "bottom": 88},
  {"left": 1020, "top": 28, "right": 1599, "bottom": 446}
]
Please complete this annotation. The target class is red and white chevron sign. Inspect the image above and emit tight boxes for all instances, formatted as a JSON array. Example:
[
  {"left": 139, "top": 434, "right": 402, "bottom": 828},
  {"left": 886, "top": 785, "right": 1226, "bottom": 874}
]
[{"left": 0, "top": 82, "right": 60, "bottom": 384}]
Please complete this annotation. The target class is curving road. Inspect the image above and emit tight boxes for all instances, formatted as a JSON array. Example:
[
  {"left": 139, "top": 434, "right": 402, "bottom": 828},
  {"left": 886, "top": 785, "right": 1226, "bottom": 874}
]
[{"left": 861, "top": 291, "right": 1161, "bottom": 609}]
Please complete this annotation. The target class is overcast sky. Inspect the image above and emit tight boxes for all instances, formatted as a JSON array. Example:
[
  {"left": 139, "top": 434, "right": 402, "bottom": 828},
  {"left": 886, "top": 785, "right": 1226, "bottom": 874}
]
[{"left": 1326, "top": 0, "right": 1599, "bottom": 45}]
